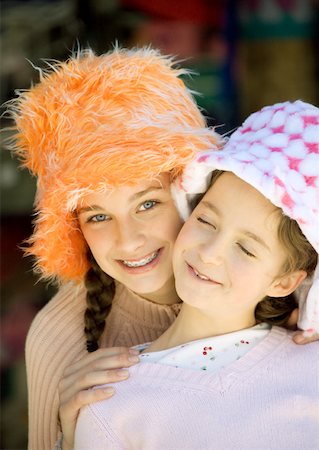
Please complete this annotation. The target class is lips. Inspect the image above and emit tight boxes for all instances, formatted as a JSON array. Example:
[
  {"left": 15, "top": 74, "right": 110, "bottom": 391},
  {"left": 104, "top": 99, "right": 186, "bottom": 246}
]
[
  {"left": 186, "top": 262, "right": 222, "bottom": 285},
  {"left": 192, "top": 266, "right": 211, "bottom": 281}
]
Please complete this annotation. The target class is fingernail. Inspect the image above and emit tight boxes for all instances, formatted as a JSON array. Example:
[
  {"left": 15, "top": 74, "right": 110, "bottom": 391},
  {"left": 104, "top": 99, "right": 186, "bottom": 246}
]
[
  {"left": 129, "top": 348, "right": 140, "bottom": 355},
  {"left": 102, "top": 387, "right": 115, "bottom": 396},
  {"left": 303, "top": 328, "right": 316, "bottom": 338},
  {"left": 128, "top": 355, "right": 140, "bottom": 363},
  {"left": 117, "top": 370, "right": 129, "bottom": 378}
]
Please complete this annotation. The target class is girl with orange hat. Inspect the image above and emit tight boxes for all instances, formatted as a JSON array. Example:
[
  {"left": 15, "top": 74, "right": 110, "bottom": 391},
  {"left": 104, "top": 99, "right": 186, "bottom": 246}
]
[{"left": 8, "top": 46, "right": 221, "bottom": 450}]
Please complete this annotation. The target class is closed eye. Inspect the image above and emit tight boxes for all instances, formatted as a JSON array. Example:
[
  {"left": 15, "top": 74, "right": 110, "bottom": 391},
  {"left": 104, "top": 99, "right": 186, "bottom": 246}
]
[
  {"left": 237, "top": 243, "right": 256, "bottom": 258},
  {"left": 197, "top": 217, "right": 216, "bottom": 229}
]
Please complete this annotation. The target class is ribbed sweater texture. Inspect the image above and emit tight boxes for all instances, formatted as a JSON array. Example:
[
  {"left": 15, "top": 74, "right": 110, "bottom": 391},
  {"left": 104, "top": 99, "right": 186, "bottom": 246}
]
[
  {"left": 75, "top": 327, "right": 319, "bottom": 450},
  {"left": 25, "top": 282, "right": 181, "bottom": 450}
]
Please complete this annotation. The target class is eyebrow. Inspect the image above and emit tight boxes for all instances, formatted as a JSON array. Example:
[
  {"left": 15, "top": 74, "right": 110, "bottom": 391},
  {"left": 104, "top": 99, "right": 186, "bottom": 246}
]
[
  {"left": 77, "top": 205, "right": 104, "bottom": 215},
  {"left": 241, "top": 231, "right": 270, "bottom": 251},
  {"left": 77, "top": 186, "right": 164, "bottom": 215},
  {"left": 129, "top": 185, "right": 164, "bottom": 202},
  {"left": 201, "top": 201, "right": 221, "bottom": 216},
  {"left": 200, "top": 200, "right": 270, "bottom": 251}
]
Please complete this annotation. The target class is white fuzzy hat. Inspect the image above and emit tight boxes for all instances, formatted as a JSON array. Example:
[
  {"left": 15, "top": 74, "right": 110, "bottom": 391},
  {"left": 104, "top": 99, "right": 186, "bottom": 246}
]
[{"left": 172, "top": 100, "right": 319, "bottom": 333}]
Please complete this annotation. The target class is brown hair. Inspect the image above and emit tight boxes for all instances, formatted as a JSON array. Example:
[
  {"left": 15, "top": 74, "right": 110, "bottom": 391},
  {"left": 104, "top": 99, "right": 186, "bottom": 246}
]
[
  {"left": 255, "top": 215, "right": 317, "bottom": 326},
  {"left": 84, "top": 251, "right": 115, "bottom": 352}
]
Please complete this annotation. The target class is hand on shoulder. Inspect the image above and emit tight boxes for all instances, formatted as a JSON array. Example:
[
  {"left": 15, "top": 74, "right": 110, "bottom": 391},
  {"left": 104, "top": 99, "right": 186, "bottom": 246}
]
[
  {"left": 285, "top": 308, "right": 319, "bottom": 345},
  {"left": 59, "top": 346, "right": 140, "bottom": 449}
]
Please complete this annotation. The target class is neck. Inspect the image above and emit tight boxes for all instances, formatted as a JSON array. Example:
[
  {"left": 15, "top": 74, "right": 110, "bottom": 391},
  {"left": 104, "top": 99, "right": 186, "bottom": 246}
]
[
  {"left": 140, "top": 276, "right": 181, "bottom": 306},
  {"left": 147, "top": 303, "right": 256, "bottom": 352}
]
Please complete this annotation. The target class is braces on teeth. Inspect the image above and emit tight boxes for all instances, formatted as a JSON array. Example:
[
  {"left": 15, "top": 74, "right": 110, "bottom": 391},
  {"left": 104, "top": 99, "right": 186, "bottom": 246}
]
[{"left": 122, "top": 251, "right": 158, "bottom": 268}]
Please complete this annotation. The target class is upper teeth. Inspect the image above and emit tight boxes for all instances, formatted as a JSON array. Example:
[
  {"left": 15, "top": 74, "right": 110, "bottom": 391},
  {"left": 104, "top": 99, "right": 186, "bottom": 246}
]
[
  {"left": 122, "top": 251, "right": 158, "bottom": 268},
  {"left": 194, "top": 267, "right": 210, "bottom": 281}
]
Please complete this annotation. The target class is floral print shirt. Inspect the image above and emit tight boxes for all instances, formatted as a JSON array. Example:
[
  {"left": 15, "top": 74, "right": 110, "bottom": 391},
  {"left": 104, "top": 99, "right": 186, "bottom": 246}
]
[{"left": 134, "top": 323, "right": 271, "bottom": 373}]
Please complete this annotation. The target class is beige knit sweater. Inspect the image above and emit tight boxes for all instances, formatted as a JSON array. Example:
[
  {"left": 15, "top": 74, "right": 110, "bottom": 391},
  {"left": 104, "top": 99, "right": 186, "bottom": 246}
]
[{"left": 25, "top": 281, "right": 181, "bottom": 450}]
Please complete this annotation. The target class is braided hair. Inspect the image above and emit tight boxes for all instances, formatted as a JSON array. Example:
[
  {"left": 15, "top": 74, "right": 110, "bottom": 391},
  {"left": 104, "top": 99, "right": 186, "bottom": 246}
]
[{"left": 84, "top": 251, "right": 115, "bottom": 352}]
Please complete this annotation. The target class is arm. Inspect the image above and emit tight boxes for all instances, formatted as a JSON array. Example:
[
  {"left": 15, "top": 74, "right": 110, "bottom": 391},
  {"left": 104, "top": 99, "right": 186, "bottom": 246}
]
[
  {"left": 25, "top": 284, "right": 88, "bottom": 450},
  {"left": 26, "top": 282, "right": 140, "bottom": 450}
]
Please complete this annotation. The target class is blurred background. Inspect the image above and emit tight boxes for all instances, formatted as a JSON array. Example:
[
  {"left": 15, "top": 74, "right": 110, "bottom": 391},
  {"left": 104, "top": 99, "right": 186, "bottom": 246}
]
[{"left": 0, "top": 0, "right": 318, "bottom": 448}]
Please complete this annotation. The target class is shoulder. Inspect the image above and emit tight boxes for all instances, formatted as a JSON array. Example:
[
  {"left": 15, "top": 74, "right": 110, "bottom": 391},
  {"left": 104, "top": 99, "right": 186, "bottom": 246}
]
[
  {"left": 281, "top": 328, "right": 319, "bottom": 354},
  {"left": 27, "top": 282, "right": 86, "bottom": 336},
  {"left": 270, "top": 327, "right": 319, "bottom": 374},
  {"left": 25, "top": 283, "right": 87, "bottom": 363}
]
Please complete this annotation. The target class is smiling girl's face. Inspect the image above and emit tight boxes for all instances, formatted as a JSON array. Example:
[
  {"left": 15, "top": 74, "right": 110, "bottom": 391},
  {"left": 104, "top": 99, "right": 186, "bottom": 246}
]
[
  {"left": 77, "top": 173, "right": 183, "bottom": 304},
  {"left": 172, "top": 172, "right": 297, "bottom": 323}
]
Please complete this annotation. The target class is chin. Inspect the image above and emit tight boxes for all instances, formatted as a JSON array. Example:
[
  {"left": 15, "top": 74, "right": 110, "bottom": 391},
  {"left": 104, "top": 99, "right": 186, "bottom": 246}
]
[
  {"left": 125, "top": 274, "right": 171, "bottom": 296},
  {"left": 175, "top": 283, "right": 193, "bottom": 304},
  {"left": 176, "top": 280, "right": 207, "bottom": 306}
]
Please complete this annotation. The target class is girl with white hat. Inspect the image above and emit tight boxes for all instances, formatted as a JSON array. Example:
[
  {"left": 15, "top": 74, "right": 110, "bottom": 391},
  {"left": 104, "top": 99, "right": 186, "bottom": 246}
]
[{"left": 74, "top": 100, "right": 319, "bottom": 449}]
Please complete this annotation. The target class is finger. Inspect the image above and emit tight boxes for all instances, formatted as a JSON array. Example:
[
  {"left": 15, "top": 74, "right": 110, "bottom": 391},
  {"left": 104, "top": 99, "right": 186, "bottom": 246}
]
[
  {"left": 60, "top": 369, "right": 130, "bottom": 403},
  {"left": 64, "top": 347, "right": 139, "bottom": 376},
  {"left": 60, "top": 386, "right": 115, "bottom": 417},
  {"left": 59, "top": 386, "right": 116, "bottom": 446},
  {"left": 63, "top": 353, "right": 140, "bottom": 388},
  {"left": 59, "top": 353, "right": 139, "bottom": 394},
  {"left": 293, "top": 330, "right": 319, "bottom": 345}
]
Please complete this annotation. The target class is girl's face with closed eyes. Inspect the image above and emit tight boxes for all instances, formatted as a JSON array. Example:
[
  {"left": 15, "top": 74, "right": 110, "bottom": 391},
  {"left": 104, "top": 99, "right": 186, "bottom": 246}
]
[
  {"left": 173, "top": 172, "right": 292, "bottom": 322},
  {"left": 77, "top": 173, "right": 183, "bottom": 304}
]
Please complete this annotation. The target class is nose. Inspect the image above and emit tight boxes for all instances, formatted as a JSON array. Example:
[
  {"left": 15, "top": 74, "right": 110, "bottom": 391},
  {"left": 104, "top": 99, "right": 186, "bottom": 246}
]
[
  {"left": 198, "top": 235, "right": 224, "bottom": 266},
  {"left": 115, "top": 218, "right": 146, "bottom": 255}
]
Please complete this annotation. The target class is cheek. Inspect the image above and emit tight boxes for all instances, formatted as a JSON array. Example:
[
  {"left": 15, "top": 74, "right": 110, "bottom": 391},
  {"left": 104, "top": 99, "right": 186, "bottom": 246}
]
[
  {"left": 160, "top": 209, "right": 184, "bottom": 241},
  {"left": 230, "top": 261, "right": 274, "bottom": 297},
  {"left": 172, "top": 223, "right": 194, "bottom": 265},
  {"left": 81, "top": 228, "right": 112, "bottom": 256}
]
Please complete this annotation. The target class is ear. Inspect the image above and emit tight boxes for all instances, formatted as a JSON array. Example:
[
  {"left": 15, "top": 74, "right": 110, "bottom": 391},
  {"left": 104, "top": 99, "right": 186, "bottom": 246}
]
[{"left": 267, "top": 270, "right": 307, "bottom": 298}]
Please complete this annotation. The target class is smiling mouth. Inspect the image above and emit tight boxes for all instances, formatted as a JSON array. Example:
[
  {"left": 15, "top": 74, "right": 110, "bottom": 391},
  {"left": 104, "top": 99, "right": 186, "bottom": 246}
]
[
  {"left": 187, "top": 263, "right": 222, "bottom": 284},
  {"left": 193, "top": 266, "right": 211, "bottom": 281},
  {"left": 121, "top": 250, "right": 160, "bottom": 268}
]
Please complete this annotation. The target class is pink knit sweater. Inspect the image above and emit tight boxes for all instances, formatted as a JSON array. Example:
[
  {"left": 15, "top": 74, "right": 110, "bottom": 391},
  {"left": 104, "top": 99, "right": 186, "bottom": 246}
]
[
  {"left": 75, "top": 327, "right": 319, "bottom": 450},
  {"left": 25, "top": 282, "right": 181, "bottom": 450}
]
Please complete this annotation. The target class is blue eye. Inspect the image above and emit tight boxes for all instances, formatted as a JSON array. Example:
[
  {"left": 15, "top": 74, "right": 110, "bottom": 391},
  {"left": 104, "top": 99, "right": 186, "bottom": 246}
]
[
  {"left": 89, "top": 214, "right": 108, "bottom": 223},
  {"left": 139, "top": 200, "right": 158, "bottom": 211}
]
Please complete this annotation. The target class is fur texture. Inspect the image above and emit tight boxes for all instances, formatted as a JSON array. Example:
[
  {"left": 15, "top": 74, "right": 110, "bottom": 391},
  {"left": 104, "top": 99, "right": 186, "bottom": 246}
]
[{"left": 8, "top": 47, "right": 221, "bottom": 283}]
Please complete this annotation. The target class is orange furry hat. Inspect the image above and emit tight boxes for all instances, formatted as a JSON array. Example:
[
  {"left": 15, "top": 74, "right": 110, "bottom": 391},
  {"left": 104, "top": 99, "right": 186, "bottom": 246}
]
[{"left": 9, "top": 47, "right": 221, "bottom": 283}]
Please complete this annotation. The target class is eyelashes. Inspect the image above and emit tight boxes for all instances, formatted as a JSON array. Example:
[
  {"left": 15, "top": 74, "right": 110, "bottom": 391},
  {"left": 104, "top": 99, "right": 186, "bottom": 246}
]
[
  {"left": 197, "top": 217, "right": 216, "bottom": 228},
  {"left": 197, "top": 216, "right": 256, "bottom": 258},
  {"left": 84, "top": 199, "right": 161, "bottom": 224},
  {"left": 138, "top": 200, "right": 159, "bottom": 211},
  {"left": 237, "top": 243, "right": 256, "bottom": 258},
  {"left": 86, "top": 214, "right": 109, "bottom": 223}
]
